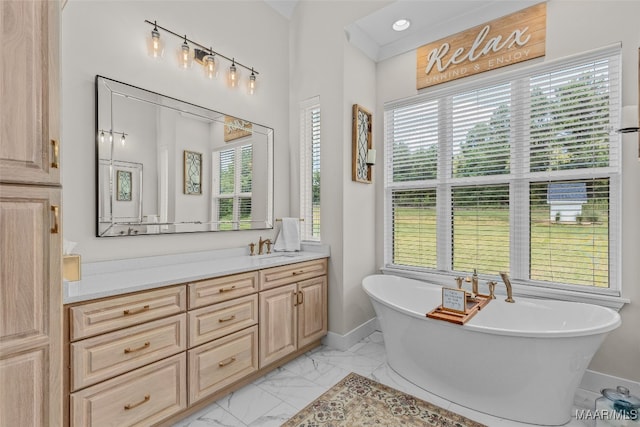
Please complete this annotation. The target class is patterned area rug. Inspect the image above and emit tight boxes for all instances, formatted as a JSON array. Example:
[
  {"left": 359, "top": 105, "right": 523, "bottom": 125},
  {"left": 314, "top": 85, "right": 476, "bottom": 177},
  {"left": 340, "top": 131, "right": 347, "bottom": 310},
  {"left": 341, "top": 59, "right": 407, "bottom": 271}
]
[{"left": 282, "top": 372, "right": 487, "bottom": 427}]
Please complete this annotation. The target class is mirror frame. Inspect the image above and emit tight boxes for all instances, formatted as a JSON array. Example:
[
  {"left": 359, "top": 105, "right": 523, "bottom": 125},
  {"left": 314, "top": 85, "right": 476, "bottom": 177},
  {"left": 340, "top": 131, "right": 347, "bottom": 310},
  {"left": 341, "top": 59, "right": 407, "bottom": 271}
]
[{"left": 95, "top": 75, "right": 274, "bottom": 237}]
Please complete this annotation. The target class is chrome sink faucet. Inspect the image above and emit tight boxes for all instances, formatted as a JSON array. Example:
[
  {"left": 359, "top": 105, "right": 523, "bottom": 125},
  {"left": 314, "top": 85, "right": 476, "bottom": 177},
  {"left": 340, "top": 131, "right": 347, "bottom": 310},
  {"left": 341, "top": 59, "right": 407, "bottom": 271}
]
[{"left": 499, "top": 272, "right": 515, "bottom": 303}]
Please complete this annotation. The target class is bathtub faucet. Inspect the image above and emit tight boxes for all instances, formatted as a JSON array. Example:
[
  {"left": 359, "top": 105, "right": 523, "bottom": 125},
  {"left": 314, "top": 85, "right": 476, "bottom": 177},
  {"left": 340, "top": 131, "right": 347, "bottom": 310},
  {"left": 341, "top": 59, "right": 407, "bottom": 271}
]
[{"left": 499, "top": 272, "right": 515, "bottom": 303}]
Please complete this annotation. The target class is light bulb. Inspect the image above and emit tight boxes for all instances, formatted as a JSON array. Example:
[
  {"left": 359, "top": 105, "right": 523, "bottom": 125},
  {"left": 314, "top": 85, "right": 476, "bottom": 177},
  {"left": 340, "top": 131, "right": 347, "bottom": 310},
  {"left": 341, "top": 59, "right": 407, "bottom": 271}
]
[
  {"left": 179, "top": 35, "right": 192, "bottom": 69},
  {"left": 148, "top": 21, "right": 164, "bottom": 58},
  {"left": 109, "top": 132, "right": 113, "bottom": 143},
  {"left": 120, "top": 134, "right": 126, "bottom": 146},
  {"left": 204, "top": 51, "right": 216, "bottom": 79},
  {"left": 99, "top": 130, "right": 105, "bottom": 143},
  {"left": 228, "top": 59, "right": 237, "bottom": 88},
  {"left": 248, "top": 70, "right": 256, "bottom": 95}
]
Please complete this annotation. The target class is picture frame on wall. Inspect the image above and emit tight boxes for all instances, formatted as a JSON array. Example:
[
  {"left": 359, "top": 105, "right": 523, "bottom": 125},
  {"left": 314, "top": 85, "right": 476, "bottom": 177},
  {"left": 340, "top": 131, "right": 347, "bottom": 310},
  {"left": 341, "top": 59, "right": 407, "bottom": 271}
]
[
  {"left": 352, "top": 104, "right": 373, "bottom": 184},
  {"left": 184, "top": 150, "right": 202, "bottom": 195},
  {"left": 116, "top": 169, "right": 132, "bottom": 201}
]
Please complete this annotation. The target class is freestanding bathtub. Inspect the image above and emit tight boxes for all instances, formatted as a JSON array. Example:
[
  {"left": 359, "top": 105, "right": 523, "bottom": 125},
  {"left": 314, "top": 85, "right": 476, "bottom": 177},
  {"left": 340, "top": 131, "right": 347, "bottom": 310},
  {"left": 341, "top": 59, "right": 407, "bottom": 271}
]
[{"left": 362, "top": 274, "right": 621, "bottom": 425}]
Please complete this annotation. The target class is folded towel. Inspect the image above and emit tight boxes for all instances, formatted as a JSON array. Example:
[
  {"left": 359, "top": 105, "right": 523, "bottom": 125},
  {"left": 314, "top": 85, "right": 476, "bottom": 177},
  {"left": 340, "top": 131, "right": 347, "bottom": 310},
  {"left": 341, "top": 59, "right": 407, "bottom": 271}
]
[{"left": 273, "top": 217, "right": 301, "bottom": 252}]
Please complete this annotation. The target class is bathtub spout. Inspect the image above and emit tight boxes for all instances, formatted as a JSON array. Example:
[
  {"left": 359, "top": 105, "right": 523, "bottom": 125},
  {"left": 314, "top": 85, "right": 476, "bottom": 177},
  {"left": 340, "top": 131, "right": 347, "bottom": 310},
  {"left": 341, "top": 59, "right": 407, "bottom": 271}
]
[{"left": 499, "top": 272, "right": 515, "bottom": 303}]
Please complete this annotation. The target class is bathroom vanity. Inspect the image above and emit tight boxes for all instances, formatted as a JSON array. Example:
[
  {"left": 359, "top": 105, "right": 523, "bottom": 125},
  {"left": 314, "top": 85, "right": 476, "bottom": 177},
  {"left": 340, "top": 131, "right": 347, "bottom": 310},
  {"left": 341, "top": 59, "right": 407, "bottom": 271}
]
[{"left": 62, "top": 247, "right": 329, "bottom": 426}]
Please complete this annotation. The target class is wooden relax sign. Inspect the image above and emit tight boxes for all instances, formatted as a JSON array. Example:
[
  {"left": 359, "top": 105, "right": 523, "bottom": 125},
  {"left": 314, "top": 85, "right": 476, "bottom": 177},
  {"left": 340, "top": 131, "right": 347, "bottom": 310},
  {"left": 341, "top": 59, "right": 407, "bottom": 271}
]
[{"left": 416, "top": 3, "right": 546, "bottom": 89}]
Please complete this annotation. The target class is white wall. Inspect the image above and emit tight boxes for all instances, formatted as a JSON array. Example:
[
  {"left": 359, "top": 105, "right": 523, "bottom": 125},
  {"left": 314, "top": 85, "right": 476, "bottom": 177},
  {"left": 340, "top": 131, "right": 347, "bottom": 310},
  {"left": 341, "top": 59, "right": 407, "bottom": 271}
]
[
  {"left": 62, "top": 0, "right": 289, "bottom": 261},
  {"left": 288, "top": 0, "right": 388, "bottom": 335},
  {"left": 375, "top": 0, "right": 640, "bottom": 382}
]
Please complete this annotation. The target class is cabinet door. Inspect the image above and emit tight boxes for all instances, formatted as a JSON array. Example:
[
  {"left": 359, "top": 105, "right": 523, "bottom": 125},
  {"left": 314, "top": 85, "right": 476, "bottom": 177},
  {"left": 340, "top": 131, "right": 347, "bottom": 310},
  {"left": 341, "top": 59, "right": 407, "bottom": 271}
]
[
  {"left": 0, "top": 1, "right": 60, "bottom": 185},
  {"left": 259, "top": 284, "right": 297, "bottom": 368},
  {"left": 297, "top": 276, "right": 327, "bottom": 348},
  {"left": 0, "top": 185, "right": 62, "bottom": 426}
]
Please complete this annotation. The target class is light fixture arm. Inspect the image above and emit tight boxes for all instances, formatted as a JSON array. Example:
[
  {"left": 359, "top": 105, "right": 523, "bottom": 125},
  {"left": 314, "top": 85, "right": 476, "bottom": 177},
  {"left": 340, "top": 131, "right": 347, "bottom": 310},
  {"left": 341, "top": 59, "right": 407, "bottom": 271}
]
[{"left": 144, "top": 19, "right": 259, "bottom": 75}]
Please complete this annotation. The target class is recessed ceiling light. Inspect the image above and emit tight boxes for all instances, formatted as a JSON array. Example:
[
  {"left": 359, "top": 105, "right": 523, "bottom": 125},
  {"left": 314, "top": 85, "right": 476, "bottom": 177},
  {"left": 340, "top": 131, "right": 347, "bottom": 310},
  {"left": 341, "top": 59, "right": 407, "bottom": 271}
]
[{"left": 392, "top": 19, "right": 411, "bottom": 32}]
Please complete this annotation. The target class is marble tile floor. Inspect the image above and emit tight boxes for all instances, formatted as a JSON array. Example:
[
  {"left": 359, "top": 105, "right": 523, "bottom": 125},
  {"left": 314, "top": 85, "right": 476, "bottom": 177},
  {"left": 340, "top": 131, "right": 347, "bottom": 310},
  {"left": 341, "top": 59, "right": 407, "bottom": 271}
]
[{"left": 173, "top": 331, "right": 594, "bottom": 427}]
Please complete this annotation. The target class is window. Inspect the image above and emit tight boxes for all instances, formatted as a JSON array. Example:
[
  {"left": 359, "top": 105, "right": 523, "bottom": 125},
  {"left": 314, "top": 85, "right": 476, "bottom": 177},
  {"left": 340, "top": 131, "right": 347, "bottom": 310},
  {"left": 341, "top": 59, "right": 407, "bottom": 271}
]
[
  {"left": 212, "top": 144, "right": 253, "bottom": 230},
  {"left": 384, "top": 46, "right": 621, "bottom": 294},
  {"left": 300, "top": 97, "right": 321, "bottom": 241}
]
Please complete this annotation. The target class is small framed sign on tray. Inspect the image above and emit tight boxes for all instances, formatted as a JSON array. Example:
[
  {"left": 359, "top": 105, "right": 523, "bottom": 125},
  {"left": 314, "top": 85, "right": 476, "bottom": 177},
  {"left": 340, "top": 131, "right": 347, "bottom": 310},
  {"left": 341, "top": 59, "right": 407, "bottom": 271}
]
[{"left": 441, "top": 288, "right": 467, "bottom": 314}]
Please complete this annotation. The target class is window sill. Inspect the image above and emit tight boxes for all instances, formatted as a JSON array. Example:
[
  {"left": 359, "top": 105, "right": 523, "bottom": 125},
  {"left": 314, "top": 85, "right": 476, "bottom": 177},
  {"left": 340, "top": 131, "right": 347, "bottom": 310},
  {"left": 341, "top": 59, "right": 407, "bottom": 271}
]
[{"left": 380, "top": 266, "right": 629, "bottom": 311}]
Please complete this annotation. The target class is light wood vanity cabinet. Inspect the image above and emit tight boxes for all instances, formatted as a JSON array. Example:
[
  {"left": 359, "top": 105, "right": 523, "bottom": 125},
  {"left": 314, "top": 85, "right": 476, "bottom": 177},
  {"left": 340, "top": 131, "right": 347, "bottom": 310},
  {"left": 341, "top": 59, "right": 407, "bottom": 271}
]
[
  {"left": 64, "top": 257, "right": 328, "bottom": 426},
  {"left": 259, "top": 259, "right": 328, "bottom": 368}
]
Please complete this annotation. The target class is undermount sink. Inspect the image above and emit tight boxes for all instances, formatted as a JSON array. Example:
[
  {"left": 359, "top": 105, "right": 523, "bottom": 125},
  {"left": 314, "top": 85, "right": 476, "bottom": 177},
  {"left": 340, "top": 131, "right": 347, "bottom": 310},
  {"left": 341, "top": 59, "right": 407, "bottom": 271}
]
[{"left": 254, "top": 252, "right": 302, "bottom": 262}]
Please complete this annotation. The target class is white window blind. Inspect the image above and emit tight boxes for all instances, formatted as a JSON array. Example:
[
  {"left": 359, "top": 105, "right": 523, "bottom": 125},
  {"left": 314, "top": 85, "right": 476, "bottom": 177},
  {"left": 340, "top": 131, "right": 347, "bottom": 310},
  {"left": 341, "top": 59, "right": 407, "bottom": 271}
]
[
  {"left": 212, "top": 144, "right": 253, "bottom": 230},
  {"left": 384, "top": 45, "right": 620, "bottom": 293},
  {"left": 300, "top": 97, "right": 321, "bottom": 241}
]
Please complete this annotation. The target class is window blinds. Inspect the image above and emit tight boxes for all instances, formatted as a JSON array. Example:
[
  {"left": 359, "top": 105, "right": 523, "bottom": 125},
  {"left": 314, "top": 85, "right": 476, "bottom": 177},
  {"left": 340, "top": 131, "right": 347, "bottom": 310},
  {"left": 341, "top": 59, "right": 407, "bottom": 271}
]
[
  {"left": 300, "top": 97, "right": 321, "bottom": 241},
  {"left": 384, "top": 45, "right": 620, "bottom": 292}
]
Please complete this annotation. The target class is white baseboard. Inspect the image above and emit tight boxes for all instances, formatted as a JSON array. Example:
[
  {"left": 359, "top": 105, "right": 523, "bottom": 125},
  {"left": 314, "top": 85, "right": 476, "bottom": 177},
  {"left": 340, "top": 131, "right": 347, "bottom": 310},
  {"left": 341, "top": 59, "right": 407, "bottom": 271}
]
[
  {"left": 322, "top": 317, "right": 380, "bottom": 351},
  {"left": 580, "top": 369, "right": 640, "bottom": 396}
]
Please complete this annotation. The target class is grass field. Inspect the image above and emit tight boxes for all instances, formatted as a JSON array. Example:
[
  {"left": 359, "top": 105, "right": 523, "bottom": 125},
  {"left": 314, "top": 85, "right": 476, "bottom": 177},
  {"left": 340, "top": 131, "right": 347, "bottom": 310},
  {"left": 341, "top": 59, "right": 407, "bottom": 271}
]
[{"left": 393, "top": 207, "right": 609, "bottom": 288}]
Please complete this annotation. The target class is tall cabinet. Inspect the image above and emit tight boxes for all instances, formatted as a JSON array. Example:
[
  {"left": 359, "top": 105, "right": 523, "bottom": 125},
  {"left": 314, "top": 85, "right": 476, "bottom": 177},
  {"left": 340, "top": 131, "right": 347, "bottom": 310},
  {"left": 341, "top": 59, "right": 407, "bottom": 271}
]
[{"left": 0, "top": 1, "right": 62, "bottom": 426}]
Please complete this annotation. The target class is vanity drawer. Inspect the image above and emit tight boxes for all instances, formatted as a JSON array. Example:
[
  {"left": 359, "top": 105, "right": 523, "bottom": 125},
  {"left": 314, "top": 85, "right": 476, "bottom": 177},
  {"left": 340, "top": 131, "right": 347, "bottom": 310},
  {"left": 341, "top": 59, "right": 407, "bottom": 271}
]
[
  {"left": 259, "top": 258, "right": 327, "bottom": 290},
  {"left": 189, "top": 294, "right": 258, "bottom": 347},
  {"left": 70, "top": 286, "right": 186, "bottom": 340},
  {"left": 71, "top": 314, "right": 186, "bottom": 391},
  {"left": 70, "top": 353, "right": 186, "bottom": 427},
  {"left": 188, "top": 325, "right": 258, "bottom": 404},
  {"left": 188, "top": 271, "right": 258, "bottom": 308}
]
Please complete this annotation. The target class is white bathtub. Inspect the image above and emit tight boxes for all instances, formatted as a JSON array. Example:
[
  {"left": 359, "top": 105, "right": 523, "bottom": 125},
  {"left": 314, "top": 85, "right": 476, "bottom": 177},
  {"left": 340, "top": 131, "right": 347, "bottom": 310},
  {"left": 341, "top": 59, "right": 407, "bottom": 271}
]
[{"left": 362, "top": 274, "right": 621, "bottom": 425}]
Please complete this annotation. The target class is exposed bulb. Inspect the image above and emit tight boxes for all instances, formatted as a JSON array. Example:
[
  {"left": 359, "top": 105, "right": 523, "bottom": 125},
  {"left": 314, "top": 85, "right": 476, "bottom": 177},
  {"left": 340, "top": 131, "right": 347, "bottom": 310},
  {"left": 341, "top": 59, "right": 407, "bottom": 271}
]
[
  {"left": 228, "top": 59, "right": 237, "bottom": 88},
  {"left": 120, "top": 133, "right": 126, "bottom": 146},
  {"left": 179, "top": 35, "right": 192, "bottom": 69},
  {"left": 148, "top": 21, "right": 164, "bottom": 58},
  {"left": 248, "top": 69, "right": 256, "bottom": 95},
  {"left": 99, "top": 130, "right": 105, "bottom": 143},
  {"left": 109, "top": 131, "right": 113, "bottom": 143},
  {"left": 204, "top": 50, "right": 216, "bottom": 79}
]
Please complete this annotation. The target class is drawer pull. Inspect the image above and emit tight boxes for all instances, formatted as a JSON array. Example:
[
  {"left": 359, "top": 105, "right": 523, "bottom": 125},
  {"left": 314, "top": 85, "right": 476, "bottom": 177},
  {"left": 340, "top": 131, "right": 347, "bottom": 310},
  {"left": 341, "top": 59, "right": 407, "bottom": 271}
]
[
  {"left": 123, "top": 305, "right": 150, "bottom": 316},
  {"left": 218, "top": 315, "right": 236, "bottom": 323},
  {"left": 50, "top": 206, "right": 59, "bottom": 234},
  {"left": 124, "top": 341, "right": 150, "bottom": 354},
  {"left": 124, "top": 394, "right": 150, "bottom": 410},
  {"left": 51, "top": 139, "right": 59, "bottom": 169},
  {"left": 292, "top": 270, "right": 305, "bottom": 276},
  {"left": 219, "top": 285, "right": 236, "bottom": 293},
  {"left": 218, "top": 356, "right": 236, "bottom": 367}
]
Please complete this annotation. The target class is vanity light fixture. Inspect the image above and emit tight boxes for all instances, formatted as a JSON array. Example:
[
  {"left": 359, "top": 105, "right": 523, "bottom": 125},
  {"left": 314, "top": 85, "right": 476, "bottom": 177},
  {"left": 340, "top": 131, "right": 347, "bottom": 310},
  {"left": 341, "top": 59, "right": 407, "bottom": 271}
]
[
  {"left": 392, "top": 18, "right": 411, "bottom": 32},
  {"left": 178, "top": 35, "right": 192, "bottom": 69},
  {"left": 144, "top": 20, "right": 259, "bottom": 95},
  {"left": 148, "top": 20, "right": 164, "bottom": 58},
  {"left": 98, "top": 129, "right": 127, "bottom": 146},
  {"left": 248, "top": 68, "right": 256, "bottom": 95},
  {"left": 228, "top": 59, "right": 238, "bottom": 88},
  {"left": 204, "top": 48, "right": 216, "bottom": 79}
]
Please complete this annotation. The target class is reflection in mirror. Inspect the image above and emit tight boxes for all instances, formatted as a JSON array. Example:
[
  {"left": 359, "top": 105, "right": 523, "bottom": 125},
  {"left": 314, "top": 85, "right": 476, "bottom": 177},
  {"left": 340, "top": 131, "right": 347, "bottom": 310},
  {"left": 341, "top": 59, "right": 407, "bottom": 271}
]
[{"left": 96, "top": 76, "right": 273, "bottom": 237}]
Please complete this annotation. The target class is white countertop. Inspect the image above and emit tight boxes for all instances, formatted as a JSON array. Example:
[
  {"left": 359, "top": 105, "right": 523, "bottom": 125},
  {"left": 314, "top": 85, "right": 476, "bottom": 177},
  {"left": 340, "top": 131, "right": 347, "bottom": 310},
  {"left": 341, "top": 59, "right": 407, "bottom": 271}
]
[{"left": 64, "top": 244, "right": 330, "bottom": 304}]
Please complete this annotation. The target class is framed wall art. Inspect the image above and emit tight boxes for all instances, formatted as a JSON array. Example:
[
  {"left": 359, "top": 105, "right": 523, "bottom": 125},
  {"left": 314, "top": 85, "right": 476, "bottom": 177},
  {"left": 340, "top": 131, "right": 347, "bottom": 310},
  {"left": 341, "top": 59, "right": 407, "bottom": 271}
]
[
  {"left": 184, "top": 150, "right": 202, "bottom": 195},
  {"left": 116, "top": 169, "right": 132, "bottom": 201},
  {"left": 352, "top": 104, "right": 373, "bottom": 183}
]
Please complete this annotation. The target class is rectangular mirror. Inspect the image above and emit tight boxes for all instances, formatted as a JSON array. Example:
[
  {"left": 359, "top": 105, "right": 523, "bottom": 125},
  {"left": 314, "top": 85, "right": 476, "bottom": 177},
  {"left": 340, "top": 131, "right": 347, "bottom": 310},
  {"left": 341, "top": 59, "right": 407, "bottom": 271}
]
[{"left": 96, "top": 76, "right": 273, "bottom": 237}]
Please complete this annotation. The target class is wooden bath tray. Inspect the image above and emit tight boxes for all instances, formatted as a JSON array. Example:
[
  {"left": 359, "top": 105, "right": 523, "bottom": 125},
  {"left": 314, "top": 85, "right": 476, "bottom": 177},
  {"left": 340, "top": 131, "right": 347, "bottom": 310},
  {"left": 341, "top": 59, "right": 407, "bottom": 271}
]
[{"left": 426, "top": 294, "right": 491, "bottom": 325}]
